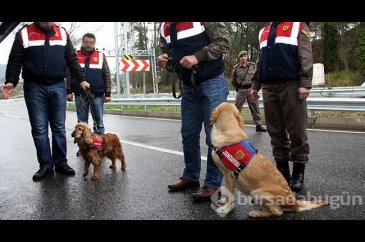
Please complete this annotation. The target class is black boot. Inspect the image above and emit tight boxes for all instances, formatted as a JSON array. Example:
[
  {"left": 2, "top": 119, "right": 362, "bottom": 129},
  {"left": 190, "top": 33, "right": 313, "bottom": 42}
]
[
  {"left": 256, "top": 125, "right": 267, "bottom": 132},
  {"left": 290, "top": 163, "right": 305, "bottom": 191},
  {"left": 276, "top": 160, "right": 291, "bottom": 183}
]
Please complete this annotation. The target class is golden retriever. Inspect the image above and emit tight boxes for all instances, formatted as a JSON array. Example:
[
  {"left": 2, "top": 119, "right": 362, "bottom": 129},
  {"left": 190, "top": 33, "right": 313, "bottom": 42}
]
[
  {"left": 71, "top": 122, "right": 126, "bottom": 180},
  {"left": 210, "top": 103, "right": 328, "bottom": 218}
]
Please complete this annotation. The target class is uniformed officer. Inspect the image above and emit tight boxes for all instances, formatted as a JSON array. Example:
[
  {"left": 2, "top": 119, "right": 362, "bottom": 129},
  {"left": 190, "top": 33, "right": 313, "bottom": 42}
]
[
  {"left": 232, "top": 50, "right": 266, "bottom": 132},
  {"left": 251, "top": 22, "right": 313, "bottom": 191}
]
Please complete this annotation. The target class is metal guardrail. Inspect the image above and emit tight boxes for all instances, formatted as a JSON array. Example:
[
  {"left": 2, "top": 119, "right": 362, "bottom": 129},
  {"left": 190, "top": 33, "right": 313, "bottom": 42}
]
[
  {"left": 88, "top": 97, "right": 365, "bottom": 112},
  {"left": 120, "top": 86, "right": 365, "bottom": 99}
]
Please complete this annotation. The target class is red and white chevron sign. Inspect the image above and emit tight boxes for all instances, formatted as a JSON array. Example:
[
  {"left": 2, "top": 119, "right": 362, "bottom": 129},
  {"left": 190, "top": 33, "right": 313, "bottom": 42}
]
[{"left": 120, "top": 59, "right": 150, "bottom": 72}]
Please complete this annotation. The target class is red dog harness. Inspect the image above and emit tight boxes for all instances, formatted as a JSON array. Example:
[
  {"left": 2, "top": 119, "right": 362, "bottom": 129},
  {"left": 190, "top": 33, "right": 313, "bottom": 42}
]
[
  {"left": 213, "top": 140, "right": 258, "bottom": 179},
  {"left": 90, "top": 134, "right": 104, "bottom": 151}
]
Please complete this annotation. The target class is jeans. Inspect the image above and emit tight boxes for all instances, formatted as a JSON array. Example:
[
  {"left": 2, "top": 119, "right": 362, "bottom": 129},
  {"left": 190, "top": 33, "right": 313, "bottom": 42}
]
[
  {"left": 24, "top": 81, "right": 68, "bottom": 169},
  {"left": 181, "top": 73, "right": 229, "bottom": 188},
  {"left": 74, "top": 95, "right": 105, "bottom": 135}
]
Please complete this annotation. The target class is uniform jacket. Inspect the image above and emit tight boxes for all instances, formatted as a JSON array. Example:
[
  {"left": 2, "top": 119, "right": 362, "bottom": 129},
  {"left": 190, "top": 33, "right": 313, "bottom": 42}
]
[
  {"left": 252, "top": 22, "right": 313, "bottom": 91},
  {"left": 6, "top": 22, "right": 85, "bottom": 87},
  {"left": 159, "top": 22, "right": 231, "bottom": 86}
]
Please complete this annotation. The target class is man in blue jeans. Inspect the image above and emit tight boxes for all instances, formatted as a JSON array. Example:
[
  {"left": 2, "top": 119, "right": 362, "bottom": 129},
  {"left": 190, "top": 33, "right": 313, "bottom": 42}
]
[
  {"left": 3, "top": 22, "right": 88, "bottom": 181},
  {"left": 66, "top": 33, "right": 111, "bottom": 157},
  {"left": 158, "top": 22, "right": 231, "bottom": 201}
]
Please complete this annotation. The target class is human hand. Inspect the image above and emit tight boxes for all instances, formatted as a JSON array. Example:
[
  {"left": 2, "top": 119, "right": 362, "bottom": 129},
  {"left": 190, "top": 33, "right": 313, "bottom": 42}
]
[
  {"left": 2, "top": 83, "right": 14, "bottom": 99},
  {"left": 180, "top": 55, "right": 198, "bottom": 69},
  {"left": 80, "top": 81, "right": 90, "bottom": 91},
  {"left": 157, "top": 53, "right": 169, "bottom": 69},
  {"left": 250, "top": 89, "right": 260, "bottom": 100},
  {"left": 67, "top": 94, "right": 73, "bottom": 101},
  {"left": 104, "top": 96, "right": 111, "bottom": 103},
  {"left": 298, "top": 87, "right": 310, "bottom": 100}
]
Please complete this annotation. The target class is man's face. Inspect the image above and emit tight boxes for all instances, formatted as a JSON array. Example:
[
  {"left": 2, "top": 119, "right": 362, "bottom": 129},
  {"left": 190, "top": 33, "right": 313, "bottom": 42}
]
[
  {"left": 39, "top": 22, "right": 54, "bottom": 31},
  {"left": 239, "top": 55, "right": 248, "bottom": 62},
  {"left": 82, "top": 37, "right": 96, "bottom": 52}
]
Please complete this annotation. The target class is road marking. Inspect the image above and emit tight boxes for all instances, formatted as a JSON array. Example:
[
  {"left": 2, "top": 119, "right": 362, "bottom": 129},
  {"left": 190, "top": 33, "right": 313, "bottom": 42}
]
[
  {"left": 5, "top": 114, "right": 20, "bottom": 119},
  {"left": 3, "top": 110, "right": 365, "bottom": 135},
  {"left": 122, "top": 139, "right": 208, "bottom": 161},
  {"left": 306, "top": 128, "right": 365, "bottom": 134},
  {"left": 106, "top": 115, "right": 365, "bottom": 134},
  {"left": 104, "top": 114, "right": 180, "bottom": 122}
]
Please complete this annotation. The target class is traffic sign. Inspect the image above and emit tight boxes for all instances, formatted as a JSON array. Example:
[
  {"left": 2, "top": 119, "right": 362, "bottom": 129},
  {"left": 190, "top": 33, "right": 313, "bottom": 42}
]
[{"left": 120, "top": 59, "right": 150, "bottom": 72}]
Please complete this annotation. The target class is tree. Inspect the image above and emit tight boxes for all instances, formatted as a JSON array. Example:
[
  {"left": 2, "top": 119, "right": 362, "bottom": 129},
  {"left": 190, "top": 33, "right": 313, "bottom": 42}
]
[
  {"left": 132, "top": 22, "right": 149, "bottom": 50},
  {"left": 353, "top": 22, "right": 365, "bottom": 77},
  {"left": 322, "top": 23, "right": 340, "bottom": 72}
]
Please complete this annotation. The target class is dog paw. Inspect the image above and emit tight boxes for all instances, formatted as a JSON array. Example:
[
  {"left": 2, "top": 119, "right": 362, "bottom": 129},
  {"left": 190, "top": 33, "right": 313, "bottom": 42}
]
[
  {"left": 109, "top": 165, "right": 116, "bottom": 170},
  {"left": 249, "top": 210, "right": 265, "bottom": 218},
  {"left": 82, "top": 172, "right": 89, "bottom": 177},
  {"left": 218, "top": 196, "right": 227, "bottom": 205},
  {"left": 216, "top": 203, "right": 234, "bottom": 216},
  {"left": 121, "top": 165, "right": 127, "bottom": 171},
  {"left": 91, "top": 175, "right": 99, "bottom": 180}
]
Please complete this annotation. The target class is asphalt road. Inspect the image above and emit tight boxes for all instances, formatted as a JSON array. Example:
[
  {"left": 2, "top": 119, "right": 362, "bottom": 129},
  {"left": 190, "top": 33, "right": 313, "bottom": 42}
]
[{"left": 0, "top": 99, "right": 364, "bottom": 220}]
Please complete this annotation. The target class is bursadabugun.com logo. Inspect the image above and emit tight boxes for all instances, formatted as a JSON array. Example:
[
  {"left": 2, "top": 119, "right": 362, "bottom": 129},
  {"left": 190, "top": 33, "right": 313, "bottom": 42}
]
[{"left": 211, "top": 186, "right": 363, "bottom": 217}]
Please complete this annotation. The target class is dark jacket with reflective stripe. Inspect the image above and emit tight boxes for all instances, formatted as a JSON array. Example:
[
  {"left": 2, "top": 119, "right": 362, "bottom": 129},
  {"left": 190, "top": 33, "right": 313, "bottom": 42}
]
[
  {"left": 66, "top": 48, "right": 111, "bottom": 97},
  {"left": 5, "top": 23, "right": 85, "bottom": 87},
  {"left": 159, "top": 22, "right": 231, "bottom": 86},
  {"left": 252, "top": 22, "right": 313, "bottom": 90}
]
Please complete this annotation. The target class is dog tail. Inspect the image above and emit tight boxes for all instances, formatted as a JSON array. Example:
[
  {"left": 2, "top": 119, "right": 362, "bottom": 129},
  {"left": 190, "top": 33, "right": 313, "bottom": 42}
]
[{"left": 295, "top": 199, "right": 329, "bottom": 211}]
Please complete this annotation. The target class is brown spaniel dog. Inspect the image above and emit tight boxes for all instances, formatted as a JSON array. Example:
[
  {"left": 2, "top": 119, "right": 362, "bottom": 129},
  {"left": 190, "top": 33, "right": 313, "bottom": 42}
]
[{"left": 71, "top": 122, "right": 126, "bottom": 180}]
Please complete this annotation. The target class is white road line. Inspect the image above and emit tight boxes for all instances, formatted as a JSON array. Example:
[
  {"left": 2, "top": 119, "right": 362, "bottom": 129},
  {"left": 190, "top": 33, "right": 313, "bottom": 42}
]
[
  {"left": 122, "top": 139, "right": 208, "bottom": 161},
  {"left": 5, "top": 114, "right": 20, "bottom": 119},
  {"left": 306, "top": 128, "right": 365, "bottom": 134},
  {"left": 104, "top": 114, "right": 180, "bottom": 122},
  {"left": 107, "top": 115, "right": 365, "bottom": 134},
  {"left": 4, "top": 111, "right": 365, "bottom": 135}
]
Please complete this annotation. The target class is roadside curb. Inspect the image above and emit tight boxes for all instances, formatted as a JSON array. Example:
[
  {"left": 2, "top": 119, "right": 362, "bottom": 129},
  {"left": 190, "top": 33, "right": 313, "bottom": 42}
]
[{"left": 67, "top": 108, "right": 365, "bottom": 131}]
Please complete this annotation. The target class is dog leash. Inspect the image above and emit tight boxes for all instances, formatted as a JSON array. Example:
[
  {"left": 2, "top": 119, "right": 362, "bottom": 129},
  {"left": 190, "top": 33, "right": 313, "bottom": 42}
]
[{"left": 80, "top": 88, "right": 98, "bottom": 134}]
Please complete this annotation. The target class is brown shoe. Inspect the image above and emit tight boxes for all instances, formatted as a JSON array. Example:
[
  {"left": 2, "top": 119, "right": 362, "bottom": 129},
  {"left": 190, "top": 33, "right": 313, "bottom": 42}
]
[
  {"left": 168, "top": 177, "right": 200, "bottom": 192},
  {"left": 192, "top": 186, "right": 217, "bottom": 202}
]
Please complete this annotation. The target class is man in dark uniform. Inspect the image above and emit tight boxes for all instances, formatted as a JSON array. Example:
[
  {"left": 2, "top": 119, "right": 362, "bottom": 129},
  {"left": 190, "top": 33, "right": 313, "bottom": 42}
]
[
  {"left": 232, "top": 50, "right": 266, "bottom": 132},
  {"left": 2, "top": 22, "right": 88, "bottom": 181},
  {"left": 251, "top": 22, "right": 313, "bottom": 191}
]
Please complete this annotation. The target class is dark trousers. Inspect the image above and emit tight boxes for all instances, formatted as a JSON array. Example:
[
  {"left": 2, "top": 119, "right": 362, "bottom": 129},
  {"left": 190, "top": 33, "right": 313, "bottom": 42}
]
[
  {"left": 24, "top": 81, "right": 68, "bottom": 169},
  {"left": 262, "top": 81, "right": 309, "bottom": 164},
  {"left": 234, "top": 88, "right": 262, "bottom": 125}
]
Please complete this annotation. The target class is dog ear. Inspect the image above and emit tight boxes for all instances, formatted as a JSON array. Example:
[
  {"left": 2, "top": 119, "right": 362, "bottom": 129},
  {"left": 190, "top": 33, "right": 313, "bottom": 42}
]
[
  {"left": 234, "top": 110, "right": 244, "bottom": 129},
  {"left": 83, "top": 128, "right": 93, "bottom": 145},
  {"left": 210, "top": 107, "right": 220, "bottom": 124}
]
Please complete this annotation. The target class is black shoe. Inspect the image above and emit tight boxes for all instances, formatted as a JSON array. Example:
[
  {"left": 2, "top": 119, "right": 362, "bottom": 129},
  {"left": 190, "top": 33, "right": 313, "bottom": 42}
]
[
  {"left": 290, "top": 163, "right": 305, "bottom": 191},
  {"left": 33, "top": 167, "right": 54, "bottom": 181},
  {"left": 276, "top": 160, "right": 291, "bottom": 183},
  {"left": 76, "top": 150, "right": 81, "bottom": 157},
  {"left": 55, "top": 165, "right": 75, "bottom": 176},
  {"left": 256, "top": 125, "right": 267, "bottom": 132}
]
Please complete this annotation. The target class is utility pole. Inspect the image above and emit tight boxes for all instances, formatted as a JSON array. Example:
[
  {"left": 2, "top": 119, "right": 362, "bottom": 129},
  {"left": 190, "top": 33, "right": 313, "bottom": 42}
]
[
  {"left": 122, "top": 22, "right": 130, "bottom": 97},
  {"left": 114, "top": 22, "right": 121, "bottom": 98}
]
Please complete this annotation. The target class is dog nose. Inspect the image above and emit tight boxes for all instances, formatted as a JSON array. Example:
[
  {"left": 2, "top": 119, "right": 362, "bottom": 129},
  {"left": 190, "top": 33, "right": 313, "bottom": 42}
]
[{"left": 71, "top": 131, "right": 75, "bottom": 137}]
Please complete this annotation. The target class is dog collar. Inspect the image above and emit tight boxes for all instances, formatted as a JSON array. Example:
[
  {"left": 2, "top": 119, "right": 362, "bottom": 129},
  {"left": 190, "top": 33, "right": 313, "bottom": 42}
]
[{"left": 213, "top": 140, "right": 258, "bottom": 179}]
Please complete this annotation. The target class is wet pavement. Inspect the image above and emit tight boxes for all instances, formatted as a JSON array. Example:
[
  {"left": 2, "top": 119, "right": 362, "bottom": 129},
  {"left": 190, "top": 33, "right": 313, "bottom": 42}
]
[{"left": 0, "top": 99, "right": 364, "bottom": 220}]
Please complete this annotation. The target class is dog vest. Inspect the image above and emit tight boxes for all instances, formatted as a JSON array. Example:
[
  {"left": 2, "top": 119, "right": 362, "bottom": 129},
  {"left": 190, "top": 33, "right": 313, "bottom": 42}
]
[
  {"left": 91, "top": 134, "right": 104, "bottom": 151},
  {"left": 213, "top": 140, "right": 258, "bottom": 179}
]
